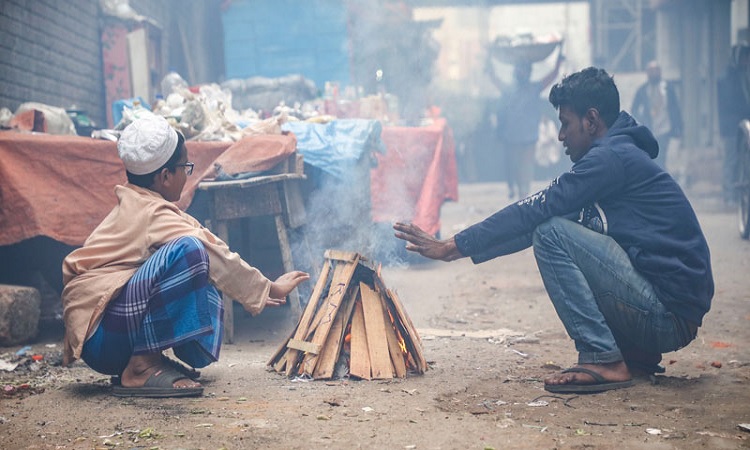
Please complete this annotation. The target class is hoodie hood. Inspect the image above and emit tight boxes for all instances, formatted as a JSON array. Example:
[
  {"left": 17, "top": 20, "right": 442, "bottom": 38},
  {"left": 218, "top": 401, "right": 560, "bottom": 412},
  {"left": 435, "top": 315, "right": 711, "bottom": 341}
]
[{"left": 604, "top": 111, "right": 660, "bottom": 159}]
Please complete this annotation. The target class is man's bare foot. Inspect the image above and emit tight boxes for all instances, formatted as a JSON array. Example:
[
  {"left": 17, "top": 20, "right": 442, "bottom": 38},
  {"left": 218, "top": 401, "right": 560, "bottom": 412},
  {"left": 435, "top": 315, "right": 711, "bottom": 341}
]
[
  {"left": 544, "top": 361, "right": 631, "bottom": 386},
  {"left": 120, "top": 353, "right": 201, "bottom": 389}
]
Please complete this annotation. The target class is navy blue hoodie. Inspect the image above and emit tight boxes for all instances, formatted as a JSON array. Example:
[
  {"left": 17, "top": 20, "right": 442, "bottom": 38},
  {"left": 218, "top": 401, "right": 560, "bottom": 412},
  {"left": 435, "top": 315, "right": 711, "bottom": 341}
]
[{"left": 455, "top": 111, "right": 713, "bottom": 326}]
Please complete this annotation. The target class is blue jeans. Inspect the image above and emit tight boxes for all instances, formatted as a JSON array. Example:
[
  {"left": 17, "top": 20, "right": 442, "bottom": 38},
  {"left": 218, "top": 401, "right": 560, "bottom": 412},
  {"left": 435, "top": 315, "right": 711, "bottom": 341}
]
[{"left": 532, "top": 217, "right": 697, "bottom": 365}]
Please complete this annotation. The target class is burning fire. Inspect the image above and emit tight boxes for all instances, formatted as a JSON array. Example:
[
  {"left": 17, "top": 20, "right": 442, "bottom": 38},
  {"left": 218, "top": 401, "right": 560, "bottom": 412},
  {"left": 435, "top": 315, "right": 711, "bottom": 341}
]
[{"left": 387, "top": 308, "right": 411, "bottom": 368}]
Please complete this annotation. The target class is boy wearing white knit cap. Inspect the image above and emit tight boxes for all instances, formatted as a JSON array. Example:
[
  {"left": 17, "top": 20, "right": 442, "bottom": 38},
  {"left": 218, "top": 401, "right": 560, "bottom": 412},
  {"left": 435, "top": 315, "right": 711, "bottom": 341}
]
[{"left": 62, "top": 115, "right": 308, "bottom": 397}]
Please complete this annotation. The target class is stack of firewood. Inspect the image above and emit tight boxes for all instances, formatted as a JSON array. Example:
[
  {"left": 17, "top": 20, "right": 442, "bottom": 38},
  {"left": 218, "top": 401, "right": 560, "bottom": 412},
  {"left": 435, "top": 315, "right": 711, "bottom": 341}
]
[{"left": 268, "top": 250, "right": 427, "bottom": 380}]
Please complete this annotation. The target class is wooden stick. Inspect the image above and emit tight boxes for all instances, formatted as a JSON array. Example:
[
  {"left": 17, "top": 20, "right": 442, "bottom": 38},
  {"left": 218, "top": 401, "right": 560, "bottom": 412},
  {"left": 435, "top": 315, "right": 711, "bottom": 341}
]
[
  {"left": 380, "top": 293, "right": 407, "bottom": 378},
  {"left": 349, "top": 294, "right": 371, "bottom": 380},
  {"left": 324, "top": 249, "right": 360, "bottom": 262},
  {"left": 360, "top": 282, "right": 393, "bottom": 379},
  {"left": 302, "top": 254, "right": 360, "bottom": 376},
  {"left": 386, "top": 288, "right": 427, "bottom": 372},
  {"left": 287, "top": 339, "right": 322, "bottom": 355},
  {"left": 280, "top": 259, "right": 332, "bottom": 376},
  {"left": 313, "top": 284, "right": 359, "bottom": 379}
]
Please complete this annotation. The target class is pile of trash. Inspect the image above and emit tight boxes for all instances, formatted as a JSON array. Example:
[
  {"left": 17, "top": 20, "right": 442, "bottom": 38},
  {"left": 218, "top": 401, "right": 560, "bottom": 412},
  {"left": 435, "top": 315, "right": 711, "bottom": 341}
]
[
  {"left": 0, "top": 345, "right": 65, "bottom": 399},
  {"left": 0, "top": 345, "right": 62, "bottom": 375},
  {"left": 105, "top": 72, "right": 331, "bottom": 143},
  {"left": 0, "top": 70, "right": 332, "bottom": 143}
]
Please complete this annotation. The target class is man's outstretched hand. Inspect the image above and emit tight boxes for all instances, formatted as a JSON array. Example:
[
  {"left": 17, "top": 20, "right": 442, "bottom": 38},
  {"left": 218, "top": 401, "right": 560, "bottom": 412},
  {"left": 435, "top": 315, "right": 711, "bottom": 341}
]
[{"left": 393, "top": 222, "right": 464, "bottom": 262}]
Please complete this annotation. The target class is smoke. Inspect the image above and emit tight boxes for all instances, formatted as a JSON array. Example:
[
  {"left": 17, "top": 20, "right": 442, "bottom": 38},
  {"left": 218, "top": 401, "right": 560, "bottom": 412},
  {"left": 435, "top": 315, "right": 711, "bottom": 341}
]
[{"left": 289, "top": 156, "right": 415, "bottom": 294}]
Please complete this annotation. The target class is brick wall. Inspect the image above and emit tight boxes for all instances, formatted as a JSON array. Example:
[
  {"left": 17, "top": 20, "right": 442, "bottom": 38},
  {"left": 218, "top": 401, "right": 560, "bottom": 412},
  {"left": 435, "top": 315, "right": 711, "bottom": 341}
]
[
  {"left": 0, "top": 0, "right": 222, "bottom": 130},
  {"left": 0, "top": 0, "right": 106, "bottom": 126}
]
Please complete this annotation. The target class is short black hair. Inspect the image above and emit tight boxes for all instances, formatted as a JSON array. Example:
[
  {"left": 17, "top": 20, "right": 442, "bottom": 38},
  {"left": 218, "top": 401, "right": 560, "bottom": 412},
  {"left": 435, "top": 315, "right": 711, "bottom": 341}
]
[
  {"left": 126, "top": 131, "right": 186, "bottom": 187},
  {"left": 548, "top": 67, "right": 620, "bottom": 127}
]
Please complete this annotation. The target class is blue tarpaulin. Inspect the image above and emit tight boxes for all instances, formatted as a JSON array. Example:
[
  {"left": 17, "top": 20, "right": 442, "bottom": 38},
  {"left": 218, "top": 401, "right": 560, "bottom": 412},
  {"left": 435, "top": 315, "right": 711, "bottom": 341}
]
[{"left": 282, "top": 119, "right": 385, "bottom": 179}]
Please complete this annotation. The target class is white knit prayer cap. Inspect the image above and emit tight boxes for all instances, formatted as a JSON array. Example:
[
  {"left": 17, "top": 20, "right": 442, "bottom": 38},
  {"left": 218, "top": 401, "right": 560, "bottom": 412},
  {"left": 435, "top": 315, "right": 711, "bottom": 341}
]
[{"left": 117, "top": 115, "right": 178, "bottom": 175}]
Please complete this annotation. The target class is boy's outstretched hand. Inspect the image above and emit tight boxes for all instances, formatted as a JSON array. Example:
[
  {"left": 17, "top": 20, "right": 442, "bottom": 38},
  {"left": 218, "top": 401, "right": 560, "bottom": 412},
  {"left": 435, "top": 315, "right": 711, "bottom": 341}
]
[
  {"left": 268, "top": 271, "right": 310, "bottom": 305},
  {"left": 393, "top": 222, "right": 464, "bottom": 262}
]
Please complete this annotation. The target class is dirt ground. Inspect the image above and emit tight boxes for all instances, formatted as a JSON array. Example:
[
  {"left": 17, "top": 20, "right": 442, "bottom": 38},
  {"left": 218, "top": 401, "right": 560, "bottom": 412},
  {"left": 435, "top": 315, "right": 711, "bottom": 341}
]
[{"left": 1, "top": 180, "right": 749, "bottom": 450}]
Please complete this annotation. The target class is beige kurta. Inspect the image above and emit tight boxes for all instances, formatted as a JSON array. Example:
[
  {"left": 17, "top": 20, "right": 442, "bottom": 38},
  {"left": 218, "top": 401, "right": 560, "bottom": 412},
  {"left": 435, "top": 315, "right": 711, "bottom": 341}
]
[{"left": 61, "top": 183, "right": 272, "bottom": 365}]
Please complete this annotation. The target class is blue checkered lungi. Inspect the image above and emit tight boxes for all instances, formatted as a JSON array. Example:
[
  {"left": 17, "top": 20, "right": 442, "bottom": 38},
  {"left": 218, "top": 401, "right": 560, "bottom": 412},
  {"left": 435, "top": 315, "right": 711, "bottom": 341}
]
[{"left": 81, "top": 236, "right": 224, "bottom": 375}]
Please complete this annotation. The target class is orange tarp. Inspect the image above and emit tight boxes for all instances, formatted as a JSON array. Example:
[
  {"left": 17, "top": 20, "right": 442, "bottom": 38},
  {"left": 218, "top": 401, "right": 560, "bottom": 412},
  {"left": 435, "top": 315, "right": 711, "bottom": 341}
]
[
  {"left": 0, "top": 131, "right": 296, "bottom": 246},
  {"left": 0, "top": 120, "right": 456, "bottom": 247}
]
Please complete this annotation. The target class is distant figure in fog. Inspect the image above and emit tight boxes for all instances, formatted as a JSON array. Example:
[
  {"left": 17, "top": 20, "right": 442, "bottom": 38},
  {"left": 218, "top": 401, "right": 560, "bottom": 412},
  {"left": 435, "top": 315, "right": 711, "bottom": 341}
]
[
  {"left": 631, "top": 61, "right": 682, "bottom": 170},
  {"left": 487, "top": 49, "right": 564, "bottom": 200},
  {"left": 395, "top": 67, "right": 713, "bottom": 394},
  {"left": 717, "top": 43, "right": 750, "bottom": 206}
]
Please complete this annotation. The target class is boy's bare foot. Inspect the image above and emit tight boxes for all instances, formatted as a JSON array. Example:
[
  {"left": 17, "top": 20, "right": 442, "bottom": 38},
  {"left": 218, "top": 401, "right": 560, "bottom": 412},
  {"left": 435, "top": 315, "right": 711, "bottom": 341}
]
[{"left": 120, "top": 353, "right": 201, "bottom": 389}]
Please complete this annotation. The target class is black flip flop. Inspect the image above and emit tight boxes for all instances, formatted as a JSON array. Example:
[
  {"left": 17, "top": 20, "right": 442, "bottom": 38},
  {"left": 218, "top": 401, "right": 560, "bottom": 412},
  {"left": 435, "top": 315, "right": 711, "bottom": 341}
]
[
  {"left": 626, "top": 360, "right": 666, "bottom": 374},
  {"left": 544, "top": 367, "right": 634, "bottom": 394},
  {"left": 161, "top": 355, "right": 201, "bottom": 380},
  {"left": 110, "top": 356, "right": 200, "bottom": 386},
  {"left": 112, "top": 366, "right": 203, "bottom": 398}
]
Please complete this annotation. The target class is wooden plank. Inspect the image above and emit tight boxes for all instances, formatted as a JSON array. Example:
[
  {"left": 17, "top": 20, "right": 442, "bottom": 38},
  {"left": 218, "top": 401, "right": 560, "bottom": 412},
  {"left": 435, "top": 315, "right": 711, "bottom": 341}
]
[
  {"left": 211, "top": 183, "right": 282, "bottom": 220},
  {"left": 324, "top": 249, "right": 360, "bottom": 262},
  {"left": 374, "top": 273, "right": 421, "bottom": 350},
  {"left": 360, "top": 282, "right": 393, "bottom": 379},
  {"left": 268, "top": 259, "right": 329, "bottom": 368},
  {"left": 197, "top": 173, "right": 305, "bottom": 190},
  {"left": 304, "top": 293, "right": 334, "bottom": 340},
  {"left": 349, "top": 294, "right": 371, "bottom": 380},
  {"left": 388, "top": 289, "right": 421, "bottom": 345},
  {"left": 373, "top": 273, "right": 426, "bottom": 373},
  {"left": 302, "top": 255, "right": 360, "bottom": 376},
  {"left": 303, "top": 259, "right": 356, "bottom": 340},
  {"left": 381, "top": 295, "right": 407, "bottom": 378},
  {"left": 272, "top": 356, "right": 286, "bottom": 373},
  {"left": 387, "top": 289, "right": 427, "bottom": 373},
  {"left": 388, "top": 288, "right": 424, "bottom": 349},
  {"left": 283, "top": 259, "right": 332, "bottom": 376},
  {"left": 287, "top": 339, "right": 321, "bottom": 355},
  {"left": 282, "top": 179, "right": 307, "bottom": 229},
  {"left": 302, "top": 259, "right": 351, "bottom": 342},
  {"left": 313, "top": 284, "right": 359, "bottom": 379}
]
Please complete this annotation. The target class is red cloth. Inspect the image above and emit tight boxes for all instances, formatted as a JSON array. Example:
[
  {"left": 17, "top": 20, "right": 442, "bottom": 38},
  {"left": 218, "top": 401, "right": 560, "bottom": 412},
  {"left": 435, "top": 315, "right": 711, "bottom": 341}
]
[
  {"left": 0, "top": 131, "right": 296, "bottom": 246},
  {"left": 371, "top": 118, "right": 459, "bottom": 236},
  {"left": 211, "top": 133, "right": 297, "bottom": 177},
  {"left": 0, "top": 122, "right": 455, "bottom": 246}
]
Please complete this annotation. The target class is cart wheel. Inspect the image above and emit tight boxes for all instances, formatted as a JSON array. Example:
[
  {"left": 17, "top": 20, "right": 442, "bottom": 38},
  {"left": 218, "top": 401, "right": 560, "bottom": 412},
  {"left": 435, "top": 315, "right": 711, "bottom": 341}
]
[{"left": 738, "top": 121, "right": 750, "bottom": 239}]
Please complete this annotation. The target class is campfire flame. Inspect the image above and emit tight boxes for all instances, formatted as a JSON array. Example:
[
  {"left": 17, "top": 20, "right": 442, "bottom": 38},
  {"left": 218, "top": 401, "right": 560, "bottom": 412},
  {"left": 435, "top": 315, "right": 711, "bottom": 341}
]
[
  {"left": 387, "top": 308, "right": 411, "bottom": 368},
  {"left": 344, "top": 322, "right": 353, "bottom": 348}
]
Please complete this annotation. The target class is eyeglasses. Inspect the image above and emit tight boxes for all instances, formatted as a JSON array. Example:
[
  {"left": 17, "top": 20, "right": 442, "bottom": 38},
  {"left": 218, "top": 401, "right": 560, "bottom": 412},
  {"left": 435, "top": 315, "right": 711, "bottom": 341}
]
[{"left": 175, "top": 162, "right": 194, "bottom": 176}]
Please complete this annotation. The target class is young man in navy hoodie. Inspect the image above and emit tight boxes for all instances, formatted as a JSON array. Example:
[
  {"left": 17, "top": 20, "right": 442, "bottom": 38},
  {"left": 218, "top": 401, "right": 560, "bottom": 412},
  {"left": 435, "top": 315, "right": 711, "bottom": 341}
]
[{"left": 394, "top": 67, "right": 713, "bottom": 393}]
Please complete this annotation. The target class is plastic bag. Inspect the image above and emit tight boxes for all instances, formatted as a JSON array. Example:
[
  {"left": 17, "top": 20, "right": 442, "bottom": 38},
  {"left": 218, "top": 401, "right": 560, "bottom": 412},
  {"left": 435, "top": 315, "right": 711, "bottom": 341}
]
[{"left": 160, "top": 71, "right": 188, "bottom": 97}]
